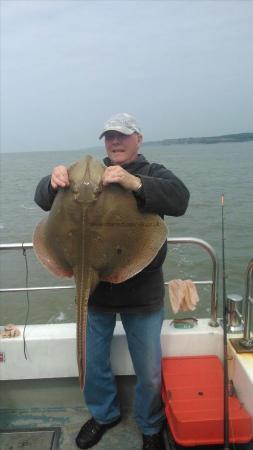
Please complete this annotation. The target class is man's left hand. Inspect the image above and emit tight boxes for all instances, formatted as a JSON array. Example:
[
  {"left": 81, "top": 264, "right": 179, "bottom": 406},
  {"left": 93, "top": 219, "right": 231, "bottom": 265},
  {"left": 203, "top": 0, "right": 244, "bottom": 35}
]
[{"left": 102, "top": 166, "right": 141, "bottom": 192}]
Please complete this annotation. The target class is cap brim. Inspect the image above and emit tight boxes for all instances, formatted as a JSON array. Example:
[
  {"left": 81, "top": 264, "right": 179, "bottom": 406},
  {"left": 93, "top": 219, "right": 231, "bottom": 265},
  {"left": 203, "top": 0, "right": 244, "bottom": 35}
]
[{"left": 99, "top": 126, "right": 135, "bottom": 140}]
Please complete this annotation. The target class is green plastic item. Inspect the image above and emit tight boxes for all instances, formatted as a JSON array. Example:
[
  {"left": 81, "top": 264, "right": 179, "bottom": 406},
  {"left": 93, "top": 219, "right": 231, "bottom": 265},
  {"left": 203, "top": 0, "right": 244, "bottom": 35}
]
[{"left": 173, "top": 321, "right": 194, "bottom": 329}]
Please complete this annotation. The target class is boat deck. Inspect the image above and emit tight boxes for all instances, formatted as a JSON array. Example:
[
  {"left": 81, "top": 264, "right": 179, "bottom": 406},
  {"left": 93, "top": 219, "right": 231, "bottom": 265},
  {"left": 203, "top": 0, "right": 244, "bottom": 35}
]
[
  {"left": 1, "top": 377, "right": 252, "bottom": 450},
  {"left": 0, "top": 376, "right": 140, "bottom": 450},
  {"left": 0, "top": 406, "right": 141, "bottom": 450}
]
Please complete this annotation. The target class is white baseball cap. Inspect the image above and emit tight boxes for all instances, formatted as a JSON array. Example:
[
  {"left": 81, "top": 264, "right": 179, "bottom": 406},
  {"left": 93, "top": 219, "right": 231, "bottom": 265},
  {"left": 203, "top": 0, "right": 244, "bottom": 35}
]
[{"left": 99, "top": 113, "right": 141, "bottom": 139}]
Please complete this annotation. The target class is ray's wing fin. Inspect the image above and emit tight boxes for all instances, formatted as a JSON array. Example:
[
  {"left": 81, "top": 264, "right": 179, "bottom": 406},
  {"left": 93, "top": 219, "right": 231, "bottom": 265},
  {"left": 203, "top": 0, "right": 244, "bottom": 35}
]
[
  {"left": 33, "top": 217, "right": 73, "bottom": 278},
  {"left": 89, "top": 184, "right": 168, "bottom": 284}
]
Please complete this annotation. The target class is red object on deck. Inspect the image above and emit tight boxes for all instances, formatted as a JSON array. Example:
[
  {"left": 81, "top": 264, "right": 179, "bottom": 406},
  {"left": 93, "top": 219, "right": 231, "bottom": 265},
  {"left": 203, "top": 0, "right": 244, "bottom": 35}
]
[{"left": 162, "top": 355, "right": 253, "bottom": 447}]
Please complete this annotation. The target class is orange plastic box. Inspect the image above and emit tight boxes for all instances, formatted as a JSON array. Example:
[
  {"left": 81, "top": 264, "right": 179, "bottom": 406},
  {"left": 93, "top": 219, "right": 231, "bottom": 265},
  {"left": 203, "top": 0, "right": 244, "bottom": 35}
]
[{"left": 162, "top": 355, "right": 253, "bottom": 447}]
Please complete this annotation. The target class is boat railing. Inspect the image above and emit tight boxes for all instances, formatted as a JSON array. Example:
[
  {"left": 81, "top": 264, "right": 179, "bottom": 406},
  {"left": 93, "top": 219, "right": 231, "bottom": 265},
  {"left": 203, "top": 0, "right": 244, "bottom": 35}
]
[
  {"left": 166, "top": 237, "right": 219, "bottom": 327},
  {"left": 0, "top": 237, "right": 219, "bottom": 327},
  {"left": 242, "top": 258, "right": 253, "bottom": 345}
]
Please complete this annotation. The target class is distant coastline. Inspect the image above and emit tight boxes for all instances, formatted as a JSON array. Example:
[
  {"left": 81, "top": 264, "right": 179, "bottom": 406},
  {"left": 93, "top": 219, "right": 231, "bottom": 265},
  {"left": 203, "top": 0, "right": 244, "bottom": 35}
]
[
  {"left": 1, "top": 132, "right": 253, "bottom": 154},
  {"left": 144, "top": 132, "right": 253, "bottom": 146}
]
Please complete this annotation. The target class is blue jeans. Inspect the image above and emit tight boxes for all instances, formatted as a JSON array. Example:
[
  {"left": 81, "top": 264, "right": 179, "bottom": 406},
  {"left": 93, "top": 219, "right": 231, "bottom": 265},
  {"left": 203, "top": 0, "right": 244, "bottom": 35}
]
[{"left": 84, "top": 309, "right": 165, "bottom": 435}]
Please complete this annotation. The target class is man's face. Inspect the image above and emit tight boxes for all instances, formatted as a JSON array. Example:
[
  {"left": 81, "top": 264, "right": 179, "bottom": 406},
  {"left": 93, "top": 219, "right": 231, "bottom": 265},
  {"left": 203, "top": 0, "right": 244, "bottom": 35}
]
[{"left": 104, "top": 131, "right": 143, "bottom": 165}]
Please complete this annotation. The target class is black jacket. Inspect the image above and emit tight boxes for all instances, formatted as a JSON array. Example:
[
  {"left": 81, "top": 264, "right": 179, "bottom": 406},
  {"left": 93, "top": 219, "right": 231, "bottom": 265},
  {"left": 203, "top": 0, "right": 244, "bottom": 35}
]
[{"left": 34, "top": 154, "right": 190, "bottom": 313}]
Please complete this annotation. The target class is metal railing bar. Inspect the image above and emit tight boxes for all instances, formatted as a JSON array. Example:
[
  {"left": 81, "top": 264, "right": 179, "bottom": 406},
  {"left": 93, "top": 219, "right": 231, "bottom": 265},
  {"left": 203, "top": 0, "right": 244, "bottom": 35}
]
[
  {"left": 0, "top": 243, "right": 33, "bottom": 250},
  {"left": 0, "top": 286, "right": 75, "bottom": 293},
  {"left": 0, "top": 238, "right": 219, "bottom": 326},
  {"left": 0, "top": 280, "right": 213, "bottom": 294},
  {"left": 165, "top": 281, "right": 213, "bottom": 285},
  {"left": 167, "top": 237, "right": 219, "bottom": 326},
  {"left": 243, "top": 259, "right": 253, "bottom": 341}
]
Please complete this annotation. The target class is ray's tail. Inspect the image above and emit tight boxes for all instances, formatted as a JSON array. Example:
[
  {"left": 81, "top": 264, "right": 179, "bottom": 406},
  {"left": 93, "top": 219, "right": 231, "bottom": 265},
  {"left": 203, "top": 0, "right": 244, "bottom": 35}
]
[{"left": 75, "top": 267, "right": 99, "bottom": 390}]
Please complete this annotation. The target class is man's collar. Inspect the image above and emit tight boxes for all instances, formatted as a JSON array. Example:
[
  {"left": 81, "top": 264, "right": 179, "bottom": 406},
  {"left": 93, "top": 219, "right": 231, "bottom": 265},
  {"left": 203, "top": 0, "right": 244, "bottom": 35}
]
[{"left": 103, "top": 154, "right": 147, "bottom": 168}]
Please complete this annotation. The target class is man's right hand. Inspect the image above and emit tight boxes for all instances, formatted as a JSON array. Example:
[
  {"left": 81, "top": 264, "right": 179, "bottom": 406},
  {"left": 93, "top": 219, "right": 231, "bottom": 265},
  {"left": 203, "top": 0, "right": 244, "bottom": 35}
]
[{"left": 51, "top": 165, "right": 70, "bottom": 190}]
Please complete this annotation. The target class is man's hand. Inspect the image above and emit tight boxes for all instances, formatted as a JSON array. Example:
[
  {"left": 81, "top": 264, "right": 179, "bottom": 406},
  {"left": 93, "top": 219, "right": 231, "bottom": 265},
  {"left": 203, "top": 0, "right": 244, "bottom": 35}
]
[
  {"left": 102, "top": 166, "right": 142, "bottom": 191},
  {"left": 51, "top": 165, "right": 70, "bottom": 190}
]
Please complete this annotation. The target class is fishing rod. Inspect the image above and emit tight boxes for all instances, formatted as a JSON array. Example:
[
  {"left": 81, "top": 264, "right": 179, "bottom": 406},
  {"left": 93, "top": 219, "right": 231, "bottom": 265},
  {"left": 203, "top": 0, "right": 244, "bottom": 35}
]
[{"left": 221, "top": 194, "right": 230, "bottom": 450}]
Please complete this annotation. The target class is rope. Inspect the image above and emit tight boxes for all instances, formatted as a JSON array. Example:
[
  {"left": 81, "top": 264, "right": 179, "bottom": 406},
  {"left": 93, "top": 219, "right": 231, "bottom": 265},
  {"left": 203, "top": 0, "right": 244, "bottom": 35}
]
[{"left": 22, "top": 242, "right": 30, "bottom": 360}]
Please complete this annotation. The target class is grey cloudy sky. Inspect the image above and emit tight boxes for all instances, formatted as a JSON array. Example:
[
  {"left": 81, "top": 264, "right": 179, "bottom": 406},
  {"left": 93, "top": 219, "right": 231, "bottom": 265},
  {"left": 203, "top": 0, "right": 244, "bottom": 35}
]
[{"left": 1, "top": 0, "right": 253, "bottom": 153}]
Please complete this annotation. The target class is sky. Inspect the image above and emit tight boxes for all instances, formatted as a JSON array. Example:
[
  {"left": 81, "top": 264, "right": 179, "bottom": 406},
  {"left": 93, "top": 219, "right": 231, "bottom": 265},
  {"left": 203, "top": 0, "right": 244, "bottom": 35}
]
[{"left": 1, "top": 0, "right": 253, "bottom": 153}]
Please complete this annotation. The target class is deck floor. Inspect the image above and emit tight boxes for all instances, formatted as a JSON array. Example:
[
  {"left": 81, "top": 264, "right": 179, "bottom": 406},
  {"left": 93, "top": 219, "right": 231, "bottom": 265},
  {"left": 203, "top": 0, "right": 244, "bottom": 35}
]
[
  {"left": 0, "top": 406, "right": 143, "bottom": 450},
  {"left": 1, "top": 407, "right": 253, "bottom": 450},
  {"left": 0, "top": 377, "right": 252, "bottom": 450}
]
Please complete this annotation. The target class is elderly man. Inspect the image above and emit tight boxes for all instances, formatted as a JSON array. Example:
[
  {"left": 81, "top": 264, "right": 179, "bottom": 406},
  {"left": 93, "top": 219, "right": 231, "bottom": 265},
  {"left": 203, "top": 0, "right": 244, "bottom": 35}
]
[{"left": 34, "top": 113, "right": 190, "bottom": 450}]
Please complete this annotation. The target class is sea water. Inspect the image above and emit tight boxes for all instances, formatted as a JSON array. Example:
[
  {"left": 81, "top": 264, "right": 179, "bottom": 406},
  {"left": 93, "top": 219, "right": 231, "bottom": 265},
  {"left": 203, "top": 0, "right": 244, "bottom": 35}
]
[{"left": 0, "top": 142, "right": 252, "bottom": 325}]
